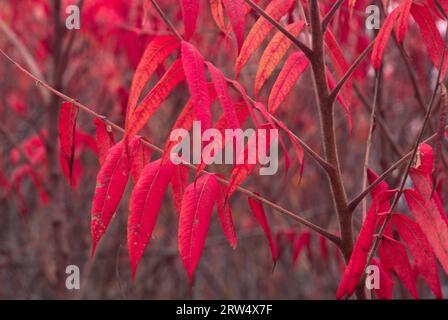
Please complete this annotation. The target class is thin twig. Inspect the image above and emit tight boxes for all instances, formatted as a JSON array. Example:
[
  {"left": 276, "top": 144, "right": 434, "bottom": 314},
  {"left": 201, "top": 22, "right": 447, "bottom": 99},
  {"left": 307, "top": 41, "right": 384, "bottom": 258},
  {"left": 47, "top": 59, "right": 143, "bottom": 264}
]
[
  {"left": 328, "top": 40, "right": 375, "bottom": 103},
  {"left": 0, "top": 17, "right": 49, "bottom": 103},
  {"left": 149, "top": 0, "right": 183, "bottom": 41},
  {"left": 321, "top": 0, "right": 345, "bottom": 31},
  {"left": 362, "top": 22, "right": 448, "bottom": 275},
  {"left": 360, "top": 72, "right": 380, "bottom": 220}
]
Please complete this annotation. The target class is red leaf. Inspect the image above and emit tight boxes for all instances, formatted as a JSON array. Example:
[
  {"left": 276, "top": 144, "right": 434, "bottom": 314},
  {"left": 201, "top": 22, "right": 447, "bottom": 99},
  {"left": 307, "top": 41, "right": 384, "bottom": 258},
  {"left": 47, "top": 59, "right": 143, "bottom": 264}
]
[
  {"left": 235, "top": 0, "right": 295, "bottom": 78},
  {"left": 91, "top": 140, "right": 130, "bottom": 255},
  {"left": 228, "top": 79, "right": 260, "bottom": 127},
  {"left": 336, "top": 190, "right": 396, "bottom": 299},
  {"left": 180, "top": 0, "right": 199, "bottom": 40},
  {"left": 58, "top": 101, "right": 79, "bottom": 185},
  {"left": 226, "top": 124, "right": 273, "bottom": 198},
  {"left": 162, "top": 99, "right": 195, "bottom": 164},
  {"left": 247, "top": 194, "right": 278, "bottom": 262},
  {"left": 430, "top": 0, "right": 448, "bottom": 17},
  {"left": 94, "top": 119, "right": 115, "bottom": 166},
  {"left": 404, "top": 189, "right": 448, "bottom": 275},
  {"left": 406, "top": 144, "right": 448, "bottom": 274},
  {"left": 268, "top": 52, "right": 309, "bottom": 115},
  {"left": 371, "top": 7, "right": 400, "bottom": 70},
  {"left": 195, "top": 102, "right": 249, "bottom": 177},
  {"left": 379, "top": 236, "right": 419, "bottom": 299},
  {"left": 371, "top": 259, "right": 394, "bottom": 299},
  {"left": 411, "top": 3, "right": 448, "bottom": 79},
  {"left": 127, "top": 59, "right": 185, "bottom": 137},
  {"left": 395, "top": 0, "right": 413, "bottom": 43},
  {"left": 206, "top": 62, "right": 240, "bottom": 130},
  {"left": 292, "top": 231, "right": 311, "bottom": 265},
  {"left": 181, "top": 41, "right": 213, "bottom": 131},
  {"left": 162, "top": 85, "right": 217, "bottom": 169},
  {"left": 409, "top": 144, "right": 448, "bottom": 224},
  {"left": 275, "top": 119, "right": 304, "bottom": 178},
  {"left": 367, "top": 168, "right": 389, "bottom": 200},
  {"left": 318, "top": 235, "right": 329, "bottom": 264},
  {"left": 222, "top": 0, "right": 246, "bottom": 51},
  {"left": 170, "top": 164, "right": 190, "bottom": 216},
  {"left": 216, "top": 183, "right": 237, "bottom": 249},
  {"left": 179, "top": 174, "right": 219, "bottom": 280},
  {"left": 126, "top": 36, "right": 180, "bottom": 125},
  {"left": 254, "top": 22, "right": 304, "bottom": 97},
  {"left": 325, "top": 29, "right": 352, "bottom": 104},
  {"left": 128, "top": 159, "right": 175, "bottom": 277},
  {"left": 252, "top": 102, "right": 291, "bottom": 176},
  {"left": 128, "top": 137, "right": 152, "bottom": 183},
  {"left": 210, "top": 0, "right": 230, "bottom": 35},
  {"left": 60, "top": 153, "right": 83, "bottom": 190},
  {"left": 392, "top": 213, "right": 442, "bottom": 298}
]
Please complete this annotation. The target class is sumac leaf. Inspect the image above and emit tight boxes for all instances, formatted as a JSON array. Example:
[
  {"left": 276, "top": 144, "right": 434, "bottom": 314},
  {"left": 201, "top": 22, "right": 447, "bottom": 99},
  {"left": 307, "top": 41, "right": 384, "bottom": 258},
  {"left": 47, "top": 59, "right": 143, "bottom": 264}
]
[
  {"left": 94, "top": 119, "right": 115, "bottom": 166},
  {"left": 128, "top": 137, "right": 152, "bottom": 183},
  {"left": 222, "top": 0, "right": 246, "bottom": 51},
  {"left": 247, "top": 195, "right": 278, "bottom": 263},
  {"left": 254, "top": 22, "right": 303, "bottom": 97},
  {"left": 181, "top": 0, "right": 199, "bottom": 40},
  {"left": 268, "top": 52, "right": 309, "bottom": 115},
  {"left": 91, "top": 140, "right": 130, "bottom": 254},
  {"left": 371, "top": 7, "right": 400, "bottom": 70},
  {"left": 235, "top": 0, "right": 295, "bottom": 78},
  {"left": 126, "top": 36, "right": 180, "bottom": 125},
  {"left": 58, "top": 101, "right": 79, "bottom": 185},
  {"left": 181, "top": 42, "right": 212, "bottom": 131},
  {"left": 392, "top": 213, "right": 442, "bottom": 298},
  {"left": 379, "top": 236, "right": 419, "bottom": 299},
  {"left": 336, "top": 190, "right": 396, "bottom": 299},
  {"left": 179, "top": 174, "right": 219, "bottom": 280},
  {"left": 128, "top": 159, "right": 175, "bottom": 277},
  {"left": 216, "top": 182, "right": 237, "bottom": 249},
  {"left": 127, "top": 59, "right": 185, "bottom": 137}
]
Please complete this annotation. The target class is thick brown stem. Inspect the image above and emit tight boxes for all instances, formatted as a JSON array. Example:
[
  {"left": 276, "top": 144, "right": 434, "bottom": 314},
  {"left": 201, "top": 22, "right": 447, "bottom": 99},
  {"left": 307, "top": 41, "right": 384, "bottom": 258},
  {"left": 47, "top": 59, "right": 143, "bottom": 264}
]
[{"left": 308, "top": 0, "right": 360, "bottom": 297}]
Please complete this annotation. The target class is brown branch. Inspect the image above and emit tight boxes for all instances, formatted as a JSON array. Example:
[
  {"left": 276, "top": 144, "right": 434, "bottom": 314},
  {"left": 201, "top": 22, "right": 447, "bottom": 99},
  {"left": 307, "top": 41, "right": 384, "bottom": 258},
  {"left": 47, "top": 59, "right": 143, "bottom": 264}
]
[
  {"left": 328, "top": 40, "right": 375, "bottom": 103},
  {"left": 321, "top": 0, "right": 345, "bottom": 31},
  {"left": 308, "top": 0, "right": 353, "bottom": 260},
  {"left": 149, "top": 0, "right": 183, "bottom": 41}
]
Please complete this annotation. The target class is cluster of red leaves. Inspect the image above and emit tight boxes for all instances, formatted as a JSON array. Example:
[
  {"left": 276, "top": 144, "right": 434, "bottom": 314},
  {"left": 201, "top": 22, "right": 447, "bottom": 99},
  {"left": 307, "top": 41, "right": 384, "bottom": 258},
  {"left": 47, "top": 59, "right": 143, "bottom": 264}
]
[
  {"left": 2, "top": 0, "right": 447, "bottom": 299},
  {"left": 82, "top": 0, "right": 314, "bottom": 280},
  {"left": 49, "top": 0, "right": 448, "bottom": 290},
  {"left": 337, "top": 144, "right": 448, "bottom": 299}
]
